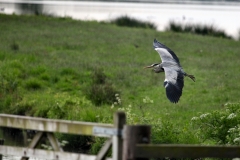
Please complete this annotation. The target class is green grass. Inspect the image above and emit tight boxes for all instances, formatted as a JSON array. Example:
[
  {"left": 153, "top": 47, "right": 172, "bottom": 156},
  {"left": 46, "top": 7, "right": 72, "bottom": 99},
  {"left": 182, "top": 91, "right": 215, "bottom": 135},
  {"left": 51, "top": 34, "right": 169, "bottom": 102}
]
[{"left": 1, "top": 14, "right": 240, "bottom": 151}]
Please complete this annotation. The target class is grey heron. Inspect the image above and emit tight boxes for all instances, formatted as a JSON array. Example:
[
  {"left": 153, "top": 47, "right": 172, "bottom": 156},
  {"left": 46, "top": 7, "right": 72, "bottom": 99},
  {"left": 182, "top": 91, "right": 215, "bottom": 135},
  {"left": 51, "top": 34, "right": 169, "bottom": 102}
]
[{"left": 145, "top": 39, "right": 195, "bottom": 103}]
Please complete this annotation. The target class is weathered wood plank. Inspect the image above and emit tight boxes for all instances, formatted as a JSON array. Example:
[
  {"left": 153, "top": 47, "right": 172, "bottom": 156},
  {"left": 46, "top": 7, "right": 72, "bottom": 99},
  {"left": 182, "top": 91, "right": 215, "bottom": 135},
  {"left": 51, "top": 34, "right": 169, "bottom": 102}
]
[
  {"left": 47, "top": 132, "right": 63, "bottom": 151},
  {"left": 21, "top": 132, "right": 44, "bottom": 160},
  {"left": 96, "top": 138, "right": 112, "bottom": 160},
  {"left": 28, "top": 131, "right": 44, "bottom": 148},
  {"left": 123, "top": 125, "right": 151, "bottom": 160},
  {"left": 136, "top": 144, "right": 240, "bottom": 158},
  {"left": 0, "top": 114, "right": 113, "bottom": 137},
  {"left": 0, "top": 139, "right": 4, "bottom": 160},
  {"left": 112, "top": 111, "right": 126, "bottom": 160},
  {"left": 0, "top": 145, "right": 112, "bottom": 160}
]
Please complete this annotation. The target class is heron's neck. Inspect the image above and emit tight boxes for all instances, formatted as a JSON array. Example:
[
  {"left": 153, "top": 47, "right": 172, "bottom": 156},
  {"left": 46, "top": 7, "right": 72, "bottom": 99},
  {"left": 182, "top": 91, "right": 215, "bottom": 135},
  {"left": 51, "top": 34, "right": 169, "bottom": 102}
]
[{"left": 153, "top": 64, "right": 164, "bottom": 73}]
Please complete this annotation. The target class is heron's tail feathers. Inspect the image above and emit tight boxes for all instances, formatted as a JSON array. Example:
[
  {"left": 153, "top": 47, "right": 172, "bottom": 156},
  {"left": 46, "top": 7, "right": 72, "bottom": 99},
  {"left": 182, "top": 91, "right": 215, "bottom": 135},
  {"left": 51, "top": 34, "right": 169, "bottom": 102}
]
[{"left": 186, "top": 74, "right": 195, "bottom": 82}]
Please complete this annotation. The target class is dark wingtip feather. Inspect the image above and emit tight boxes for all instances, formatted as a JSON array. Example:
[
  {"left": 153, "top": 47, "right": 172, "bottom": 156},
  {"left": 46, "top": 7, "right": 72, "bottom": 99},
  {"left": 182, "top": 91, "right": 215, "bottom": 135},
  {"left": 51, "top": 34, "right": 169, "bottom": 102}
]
[
  {"left": 164, "top": 81, "right": 182, "bottom": 103},
  {"left": 153, "top": 38, "right": 162, "bottom": 49},
  {"left": 153, "top": 38, "right": 168, "bottom": 50}
]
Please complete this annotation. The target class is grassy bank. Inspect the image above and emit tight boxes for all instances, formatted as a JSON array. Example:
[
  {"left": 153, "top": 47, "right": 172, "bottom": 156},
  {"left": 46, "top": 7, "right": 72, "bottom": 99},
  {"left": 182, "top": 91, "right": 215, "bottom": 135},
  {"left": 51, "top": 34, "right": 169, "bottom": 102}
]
[{"left": 1, "top": 14, "right": 240, "bottom": 152}]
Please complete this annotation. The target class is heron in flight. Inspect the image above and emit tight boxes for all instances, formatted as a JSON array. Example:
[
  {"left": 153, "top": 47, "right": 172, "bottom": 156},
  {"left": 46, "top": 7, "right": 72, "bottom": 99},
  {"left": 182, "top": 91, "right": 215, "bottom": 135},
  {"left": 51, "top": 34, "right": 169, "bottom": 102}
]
[{"left": 145, "top": 39, "right": 195, "bottom": 103}]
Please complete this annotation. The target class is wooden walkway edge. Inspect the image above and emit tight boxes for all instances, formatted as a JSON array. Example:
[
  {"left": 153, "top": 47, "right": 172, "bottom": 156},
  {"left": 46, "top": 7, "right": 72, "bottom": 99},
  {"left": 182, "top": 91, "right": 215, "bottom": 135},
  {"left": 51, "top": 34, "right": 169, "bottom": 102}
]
[{"left": 0, "top": 145, "right": 112, "bottom": 160}]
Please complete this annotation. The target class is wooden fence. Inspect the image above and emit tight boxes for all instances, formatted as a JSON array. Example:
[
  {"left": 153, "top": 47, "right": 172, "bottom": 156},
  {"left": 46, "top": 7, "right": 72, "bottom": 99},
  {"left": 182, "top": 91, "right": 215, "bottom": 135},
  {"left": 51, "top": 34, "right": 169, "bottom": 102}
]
[{"left": 0, "top": 111, "right": 240, "bottom": 160}]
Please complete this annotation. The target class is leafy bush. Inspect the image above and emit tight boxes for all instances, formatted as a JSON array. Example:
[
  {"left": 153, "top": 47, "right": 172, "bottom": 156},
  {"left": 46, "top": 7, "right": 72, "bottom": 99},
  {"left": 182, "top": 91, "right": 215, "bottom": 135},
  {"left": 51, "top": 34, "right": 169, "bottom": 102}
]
[
  {"left": 192, "top": 102, "right": 240, "bottom": 144},
  {"left": 45, "top": 93, "right": 93, "bottom": 120},
  {"left": 57, "top": 134, "right": 93, "bottom": 153},
  {"left": 9, "top": 100, "right": 35, "bottom": 116},
  {"left": 116, "top": 96, "right": 198, "bottom": 144},
  {"left": 10, "top": 41, "right": 19, "bottom": 51},
  {"left": 166, "top": 21, "right": 232, "bottom": 39},
  {"left": 111, "top": 16, "right": 156, "bottom": 30},
  {"left": 16, "top": 3, "right": 43, "bottom": 15},
  {"left": 33, "top": 93, "right": 97, "bottom": 153},
  {"left": 92, "top": 68, "right": 107, "bottom": 85},
  {"left": 85, "top": 68, "right": 119, "bottom": 106}
]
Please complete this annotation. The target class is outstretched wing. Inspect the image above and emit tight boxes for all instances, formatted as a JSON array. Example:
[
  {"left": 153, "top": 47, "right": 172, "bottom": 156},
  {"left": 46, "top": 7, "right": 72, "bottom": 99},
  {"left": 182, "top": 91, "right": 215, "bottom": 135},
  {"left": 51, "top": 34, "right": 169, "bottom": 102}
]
[
  {"left": 163, "top": 67, "right": 184, "bottom": 103},
  {"left": 153, "top": 39, "right": 180, "bottom": 64}
]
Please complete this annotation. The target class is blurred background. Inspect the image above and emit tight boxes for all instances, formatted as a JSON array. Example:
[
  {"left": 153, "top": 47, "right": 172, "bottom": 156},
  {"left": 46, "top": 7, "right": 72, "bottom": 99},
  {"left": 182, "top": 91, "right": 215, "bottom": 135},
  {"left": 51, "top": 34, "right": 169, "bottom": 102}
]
[{"left": 1, "top": 0, "right": 240, "bottom": 39}]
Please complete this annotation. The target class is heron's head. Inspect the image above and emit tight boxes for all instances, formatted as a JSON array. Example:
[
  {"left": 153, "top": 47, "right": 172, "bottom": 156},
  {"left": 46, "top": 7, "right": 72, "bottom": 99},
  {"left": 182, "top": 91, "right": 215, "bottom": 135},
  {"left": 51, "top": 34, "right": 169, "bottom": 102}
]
[
  {"left": 144, "top": 63, "right": 164, "bottom": 73},
  {"left": 144, "top": 63, "right": 159, "bottom": 69}
]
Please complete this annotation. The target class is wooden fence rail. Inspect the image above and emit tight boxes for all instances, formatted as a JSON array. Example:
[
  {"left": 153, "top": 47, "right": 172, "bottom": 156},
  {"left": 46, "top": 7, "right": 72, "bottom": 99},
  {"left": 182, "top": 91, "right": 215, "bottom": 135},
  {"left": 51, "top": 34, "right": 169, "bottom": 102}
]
[
  {"left": 0, "top": 114, "right": 113, "bottom": 137},
  {"left": 0, "top": 112, "right": 126, "bottom": 160},
  {"left": 135, "top": 144, "right": 240, "bottom": 159},
  {"left": 1, "top": 112, "right": 240, "bottom": 160}
]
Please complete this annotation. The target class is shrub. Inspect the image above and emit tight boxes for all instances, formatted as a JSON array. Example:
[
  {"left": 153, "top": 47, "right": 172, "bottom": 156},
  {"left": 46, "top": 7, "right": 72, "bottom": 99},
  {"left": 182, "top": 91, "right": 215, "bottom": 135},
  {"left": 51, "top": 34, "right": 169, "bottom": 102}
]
[
  {"left": 84, "top": 68, "right": 119, "bottom": 106},
  {"left": 191, "top": 102, "right": 240, "bottom": 144},
  {"left": 166, "top": 21, "right": 232, "bottom": 39},
  {"left": 111, "top": 16, "right": 156, "bottom": 30},
  {"left": 45, "top": 93, "right": 97, "bottom": 153},
  {"left": 57, "top": 134, "right": 93, "bottom": 153},
  {"left": 86, "top": 84, "right": 117, "bottom": 106},
  {"left": 16, "top": 3, "right": 43, "bottom": 15},
  {"left": 92, "top": 68, "right": 106, "bottom": 85},
  {"left": 117, "top": 96, "right": 199, "bottom": 144},
  {"left": 46, "top": 93, "right": 93, "bottom": 120},
  {"left": 167, "top": 21, "right": 184, "bottom": 32},
  {"left": 9, "top": 100, "right": 35, "bottom": 116},
  {"left": 10, "top": 41, "right": 19, "bottom": 51}
]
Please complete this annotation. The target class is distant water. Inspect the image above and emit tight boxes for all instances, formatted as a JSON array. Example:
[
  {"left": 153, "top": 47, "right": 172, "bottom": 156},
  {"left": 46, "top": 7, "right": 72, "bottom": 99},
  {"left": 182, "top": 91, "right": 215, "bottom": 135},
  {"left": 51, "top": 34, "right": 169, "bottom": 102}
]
[{"left": 0, "top": 0, "right": 240, "bottom": 38}]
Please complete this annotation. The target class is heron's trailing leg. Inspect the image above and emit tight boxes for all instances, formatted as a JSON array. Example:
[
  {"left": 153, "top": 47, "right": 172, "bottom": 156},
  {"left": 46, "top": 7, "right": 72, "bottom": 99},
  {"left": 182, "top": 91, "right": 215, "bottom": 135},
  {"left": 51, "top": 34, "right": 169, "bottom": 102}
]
[{"left": 185, "top": 73, "right": 195, "bottom": 82}]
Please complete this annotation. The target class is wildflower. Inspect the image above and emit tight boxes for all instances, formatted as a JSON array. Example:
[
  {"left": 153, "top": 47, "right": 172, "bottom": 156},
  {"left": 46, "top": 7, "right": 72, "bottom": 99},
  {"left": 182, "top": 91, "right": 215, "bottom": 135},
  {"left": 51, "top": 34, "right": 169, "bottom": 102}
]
[
  {"left": 61, "top": 140, "right": 69, "bottom": 144},
  {"left": 143, "top": 98, "right": 147, "bottom": 103},
  {"left": 228, "top": 127, "right": 236, "bottom": 133},
  {"left": 191, "top": 117, "right": 199, "bottom": 121},
  {"left": 227, "top": 113, "right": 236, "bottom": 119},
  {"left": 111, "top": 104, "right": 114, "bottom": 109},
  {"left": 199, "top": 113, "right": 211, "bottom": 119},
  {"left": 224, "top": 102, "right": 229, "bottom": 106},
  {"left": 234, "top": 138, "right": 240, "bottom": 143},
  {"left": 116, "top": 97, "right": 121, "bottom": 104},
  {"left": 143, "top": 96, "right": 154, "bottom": 104}
]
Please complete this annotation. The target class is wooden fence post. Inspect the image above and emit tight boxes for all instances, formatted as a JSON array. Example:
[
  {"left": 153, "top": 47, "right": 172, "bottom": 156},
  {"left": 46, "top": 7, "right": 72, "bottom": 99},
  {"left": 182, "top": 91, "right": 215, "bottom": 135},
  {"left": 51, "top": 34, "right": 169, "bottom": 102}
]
[
  {"left": 0, "top": 139, "right": 4, "bottom": 160},
  {"left": 112, "top": 111, "right": 126, "bottom": 160},
  {"left": 122, "top": 125, "right": 151, "bottom": 160}
]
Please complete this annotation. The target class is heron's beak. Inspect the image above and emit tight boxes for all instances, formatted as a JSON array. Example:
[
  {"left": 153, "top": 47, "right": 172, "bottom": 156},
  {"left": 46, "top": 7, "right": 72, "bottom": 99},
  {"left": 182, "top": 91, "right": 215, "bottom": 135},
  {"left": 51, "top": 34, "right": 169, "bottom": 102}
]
[{"left": 144, "top": 65, "right": 153, "bottom": 69}]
